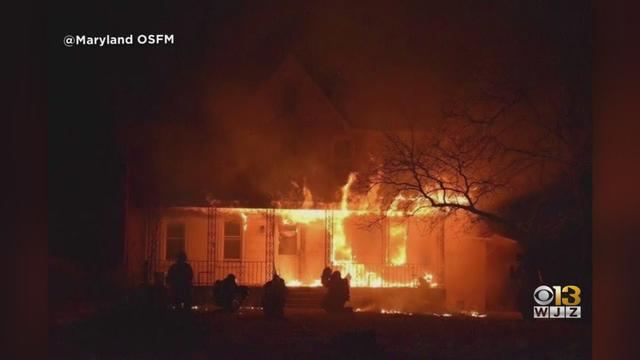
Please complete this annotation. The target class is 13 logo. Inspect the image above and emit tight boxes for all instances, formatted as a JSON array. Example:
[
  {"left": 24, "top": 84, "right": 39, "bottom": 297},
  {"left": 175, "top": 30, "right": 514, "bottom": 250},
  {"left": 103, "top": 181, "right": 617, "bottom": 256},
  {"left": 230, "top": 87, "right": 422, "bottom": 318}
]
[{"left": 533, "top": 285, "right": 581, "bottom": 318}]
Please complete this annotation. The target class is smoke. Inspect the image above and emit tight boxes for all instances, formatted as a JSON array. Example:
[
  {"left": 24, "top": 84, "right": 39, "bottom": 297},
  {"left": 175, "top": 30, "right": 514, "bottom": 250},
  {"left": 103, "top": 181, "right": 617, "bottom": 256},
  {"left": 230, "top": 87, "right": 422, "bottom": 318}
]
[{"left": 125, "top": 0, "right": 589, "bottom": 207}]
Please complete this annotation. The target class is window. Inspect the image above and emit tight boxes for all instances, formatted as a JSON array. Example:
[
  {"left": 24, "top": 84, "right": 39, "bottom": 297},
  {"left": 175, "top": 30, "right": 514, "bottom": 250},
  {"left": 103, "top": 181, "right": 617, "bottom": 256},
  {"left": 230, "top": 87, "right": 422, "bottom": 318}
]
[
  {"left": 166, "top": 223, "right": 185, "bottom": 260},
  {"left": 224, "top": 220, "right": 242, "bottom": 260},
  {"left": 278, "top": 224, "right": 298, "bottom": 255}
]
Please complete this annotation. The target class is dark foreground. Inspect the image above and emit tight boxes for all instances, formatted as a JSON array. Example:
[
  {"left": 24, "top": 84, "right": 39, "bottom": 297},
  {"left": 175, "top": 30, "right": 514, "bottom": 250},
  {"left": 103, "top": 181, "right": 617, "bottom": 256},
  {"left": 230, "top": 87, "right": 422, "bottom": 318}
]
[{"left": 50, "top": 306, "right": 590, "bottom": 359}]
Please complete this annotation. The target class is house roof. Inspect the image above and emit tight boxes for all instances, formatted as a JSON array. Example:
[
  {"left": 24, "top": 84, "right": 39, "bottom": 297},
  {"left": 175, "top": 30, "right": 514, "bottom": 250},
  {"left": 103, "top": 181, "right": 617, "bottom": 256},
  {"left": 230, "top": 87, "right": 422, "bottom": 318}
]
[{"left": 251, "top": 53, "right": 351, "bottom": 134}]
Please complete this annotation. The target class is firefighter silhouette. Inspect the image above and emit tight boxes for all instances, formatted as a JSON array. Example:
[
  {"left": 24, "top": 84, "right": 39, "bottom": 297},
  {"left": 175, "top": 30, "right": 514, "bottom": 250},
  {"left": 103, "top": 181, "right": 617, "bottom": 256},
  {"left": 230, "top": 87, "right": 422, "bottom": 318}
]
[
  {"left": 261, "top": 273, "right": 288, "bottom": 318},
  {"left": 166, "top": 251, "right": 193, "bottom": 310},
  {"left": 213, "top": 274, "right": 249, "bottom": 313},
  {"left": 321, "top": 269, "right": 350, "bottom": 312}
]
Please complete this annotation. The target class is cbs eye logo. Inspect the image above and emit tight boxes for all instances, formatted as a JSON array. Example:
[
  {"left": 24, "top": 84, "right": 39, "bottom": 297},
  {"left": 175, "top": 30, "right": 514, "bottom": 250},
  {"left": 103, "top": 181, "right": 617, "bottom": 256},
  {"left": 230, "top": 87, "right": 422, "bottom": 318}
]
[{"left": 533, "top": 285, "right": 582, "bottom": 319}]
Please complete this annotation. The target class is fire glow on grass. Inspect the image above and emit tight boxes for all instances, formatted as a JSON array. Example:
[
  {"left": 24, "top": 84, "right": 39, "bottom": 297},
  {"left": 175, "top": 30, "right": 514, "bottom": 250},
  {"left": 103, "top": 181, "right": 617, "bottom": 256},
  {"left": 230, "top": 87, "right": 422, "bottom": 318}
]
[
  {"left": 354, "top": 308, "right": 487, "bottom": 318},
  {"left": 221, "top": 172, "right": 468, "bottom": 288}
]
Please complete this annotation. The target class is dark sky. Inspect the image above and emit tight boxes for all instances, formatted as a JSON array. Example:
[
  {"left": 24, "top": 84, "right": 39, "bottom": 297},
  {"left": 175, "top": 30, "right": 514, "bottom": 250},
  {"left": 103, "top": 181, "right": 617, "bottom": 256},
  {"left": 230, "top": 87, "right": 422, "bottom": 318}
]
[{"left": 48, "top": 0, "right": 591, "bottom": 267}]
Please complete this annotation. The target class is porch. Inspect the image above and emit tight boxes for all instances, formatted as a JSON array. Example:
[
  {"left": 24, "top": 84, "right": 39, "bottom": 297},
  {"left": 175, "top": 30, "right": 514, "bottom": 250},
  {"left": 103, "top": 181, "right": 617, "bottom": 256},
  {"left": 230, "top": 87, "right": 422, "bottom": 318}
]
[{"left": 143, "top": 205, "right": 445, "bottom": 294}]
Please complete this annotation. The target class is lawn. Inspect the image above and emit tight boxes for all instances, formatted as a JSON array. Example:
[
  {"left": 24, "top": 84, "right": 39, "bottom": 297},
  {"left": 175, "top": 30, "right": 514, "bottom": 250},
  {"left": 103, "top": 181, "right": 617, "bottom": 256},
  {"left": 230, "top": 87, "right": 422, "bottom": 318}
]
[{"left": 49, "top": 306, "right": 590, "bottom": 359}]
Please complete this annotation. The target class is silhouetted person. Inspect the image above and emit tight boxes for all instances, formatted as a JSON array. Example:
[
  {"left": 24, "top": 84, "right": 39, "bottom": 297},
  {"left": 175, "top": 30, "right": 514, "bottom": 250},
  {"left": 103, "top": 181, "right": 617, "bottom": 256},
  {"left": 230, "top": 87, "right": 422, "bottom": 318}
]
[
  {"left": 213, "top": 274, "right": 249, "bottom": 313},
  {"left": 321, "top": 266, "right": 332, "bottom": 287},
  {"left": 166, "top": 251, "right": 193, "bottom": 310},
  {"left": 261, "top": 274, "right": 288, "bottom": 318},
  {"left": 322, "top": 270, "right": 350, "bottom": 312}
]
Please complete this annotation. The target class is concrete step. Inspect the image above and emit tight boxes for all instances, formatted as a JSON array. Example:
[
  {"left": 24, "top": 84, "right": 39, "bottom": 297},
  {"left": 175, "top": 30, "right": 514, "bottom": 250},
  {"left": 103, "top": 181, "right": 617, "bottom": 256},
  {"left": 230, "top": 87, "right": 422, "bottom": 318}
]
[{"left": 286, "top": 288, "right": 325, "bottom": 308}]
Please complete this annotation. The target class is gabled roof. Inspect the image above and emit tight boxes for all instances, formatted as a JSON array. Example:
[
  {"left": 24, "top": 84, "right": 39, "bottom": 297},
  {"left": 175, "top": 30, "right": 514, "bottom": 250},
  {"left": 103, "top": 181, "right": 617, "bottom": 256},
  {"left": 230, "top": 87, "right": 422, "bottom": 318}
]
[{"left": 253, "top": 53, "right": 351, "bottom": 134}]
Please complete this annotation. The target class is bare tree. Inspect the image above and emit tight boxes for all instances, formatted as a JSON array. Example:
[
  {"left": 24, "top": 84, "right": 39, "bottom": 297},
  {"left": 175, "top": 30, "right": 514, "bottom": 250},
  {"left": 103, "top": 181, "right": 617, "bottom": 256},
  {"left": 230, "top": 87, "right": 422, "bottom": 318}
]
[{"left": 366, "top": 81, "right": 589, "bottom": 241}]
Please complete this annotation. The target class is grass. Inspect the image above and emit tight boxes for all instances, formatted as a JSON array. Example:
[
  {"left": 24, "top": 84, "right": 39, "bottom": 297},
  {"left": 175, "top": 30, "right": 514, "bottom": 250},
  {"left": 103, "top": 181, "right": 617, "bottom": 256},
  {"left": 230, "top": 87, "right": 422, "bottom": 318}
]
[{"left": 49, "top": 306, "right": 591, "bottom": 359}]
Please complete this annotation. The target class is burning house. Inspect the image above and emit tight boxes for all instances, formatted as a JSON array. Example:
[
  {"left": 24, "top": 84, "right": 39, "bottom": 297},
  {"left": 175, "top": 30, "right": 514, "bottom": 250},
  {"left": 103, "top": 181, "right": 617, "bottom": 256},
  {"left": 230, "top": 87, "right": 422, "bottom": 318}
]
[{"left": 122, "top": 55, "right": 520, "bottom": 313}]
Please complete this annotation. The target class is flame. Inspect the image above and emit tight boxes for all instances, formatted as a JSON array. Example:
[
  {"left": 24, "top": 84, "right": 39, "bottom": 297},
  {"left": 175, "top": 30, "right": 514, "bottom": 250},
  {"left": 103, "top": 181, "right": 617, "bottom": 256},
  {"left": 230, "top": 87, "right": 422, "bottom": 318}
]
[
  {"left": 302, "top": 184, "right": 314, "bottom": 209},
  {"left": 279, "top": 209, "right": 325, "bottom": 225},
  {"left": 354, "top": 307, "right": 413, "bottom": 315},
  {"left": 240, "top": 212, "right": 248, "bottom": 232},
  {"left": 215, "top": 172, "right": 469, "bottom": 289},
  {"left": 389, "top": 220, "right": 407, "bottom": 265},
  {"left": 285, "top": 279, "right": 322, "bottom": 287},
  {"left": 353, "top": 309, "right": 487, "bottom": 318},
  {"left": 461, "top": 310, "right": 488, "bottom": 318},
  {"left": 380, "top": 308, "right": 413, "bottom": 315},
  {"left": 332, "top": 172, "right": 357, "bottom": 262}
]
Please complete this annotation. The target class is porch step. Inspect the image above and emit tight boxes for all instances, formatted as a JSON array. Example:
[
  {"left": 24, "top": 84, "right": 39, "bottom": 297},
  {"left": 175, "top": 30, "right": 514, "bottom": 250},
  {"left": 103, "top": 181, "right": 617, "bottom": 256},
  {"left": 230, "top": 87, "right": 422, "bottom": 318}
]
[{"left": 286, "top": 287, "right": 325, "bottom": 308}]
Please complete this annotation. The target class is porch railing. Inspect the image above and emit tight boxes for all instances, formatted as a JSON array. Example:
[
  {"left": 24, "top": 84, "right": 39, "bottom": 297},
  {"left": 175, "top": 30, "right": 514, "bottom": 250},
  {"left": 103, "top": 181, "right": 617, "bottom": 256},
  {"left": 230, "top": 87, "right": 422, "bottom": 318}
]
[
  {"left": 157, "top": 260, "right": 425, "bottom": 287},
  {"left": 157, "top": 260, "right": 268, "bottom": 286},
  {"left": 331, "top": 262, "right": 422, "bottom": 288}
]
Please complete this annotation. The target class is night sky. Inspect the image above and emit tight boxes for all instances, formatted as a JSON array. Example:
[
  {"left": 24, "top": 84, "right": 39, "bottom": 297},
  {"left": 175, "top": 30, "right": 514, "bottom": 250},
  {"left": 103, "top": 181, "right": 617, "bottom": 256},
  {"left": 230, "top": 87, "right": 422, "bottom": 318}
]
[{"left": 48, "top": 0, "right": 591, "bottom": 271}]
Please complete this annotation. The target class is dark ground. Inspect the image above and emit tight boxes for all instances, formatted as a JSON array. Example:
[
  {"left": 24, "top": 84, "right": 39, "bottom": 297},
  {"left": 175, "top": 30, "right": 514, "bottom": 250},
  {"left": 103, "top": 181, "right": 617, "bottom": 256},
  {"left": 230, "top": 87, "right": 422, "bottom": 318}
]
[{"left": 49, "top": 305, "right": 590, "bottom": 359}]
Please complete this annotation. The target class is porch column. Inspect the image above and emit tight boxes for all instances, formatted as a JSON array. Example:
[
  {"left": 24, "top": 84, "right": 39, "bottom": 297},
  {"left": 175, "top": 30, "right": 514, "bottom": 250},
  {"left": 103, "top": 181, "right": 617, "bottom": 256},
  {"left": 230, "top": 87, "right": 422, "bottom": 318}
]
[
  {"left": 324, "top": 208, "right": 334, "bottom": 266},
  {"left": 206, "top": 205, "right": 217, "bottom": 284},
  {"left": 265, "top": 208, "right": 275, "bottom": 280},
  {"left": 144, "top": 207, "right": 161, "bottom": 285}
]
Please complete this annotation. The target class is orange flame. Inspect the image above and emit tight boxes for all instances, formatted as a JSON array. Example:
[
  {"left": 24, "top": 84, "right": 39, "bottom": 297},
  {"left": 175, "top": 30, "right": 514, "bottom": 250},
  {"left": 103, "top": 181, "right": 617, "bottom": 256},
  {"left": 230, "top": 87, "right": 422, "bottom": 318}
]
[
  {"left": 302, "top": 184, "right": 313, "bottom": 209},
  {"left": 217, "top": 172, "right": 469, "bottom": 288},
  {"left": 332, "top": 172, "right": 357, "bottom": 262}
]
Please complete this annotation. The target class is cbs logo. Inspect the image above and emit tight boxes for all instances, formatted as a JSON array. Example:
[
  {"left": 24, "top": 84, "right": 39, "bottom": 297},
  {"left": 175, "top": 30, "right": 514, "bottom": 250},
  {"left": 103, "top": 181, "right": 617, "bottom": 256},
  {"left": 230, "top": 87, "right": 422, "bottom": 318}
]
[{"left": 533, "top": 285, "right": 581, "bottom": 306}]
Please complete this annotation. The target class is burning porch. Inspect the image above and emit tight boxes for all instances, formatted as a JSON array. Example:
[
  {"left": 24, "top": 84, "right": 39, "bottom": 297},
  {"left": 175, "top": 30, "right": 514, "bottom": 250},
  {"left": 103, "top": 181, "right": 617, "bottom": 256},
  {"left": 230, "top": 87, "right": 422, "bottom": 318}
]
[
  {"left": 146, "top": 205, "right": 443, "bottom": 289},
  {"left": 130, "top": 173, "right": 517, "bottom": 313}
]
